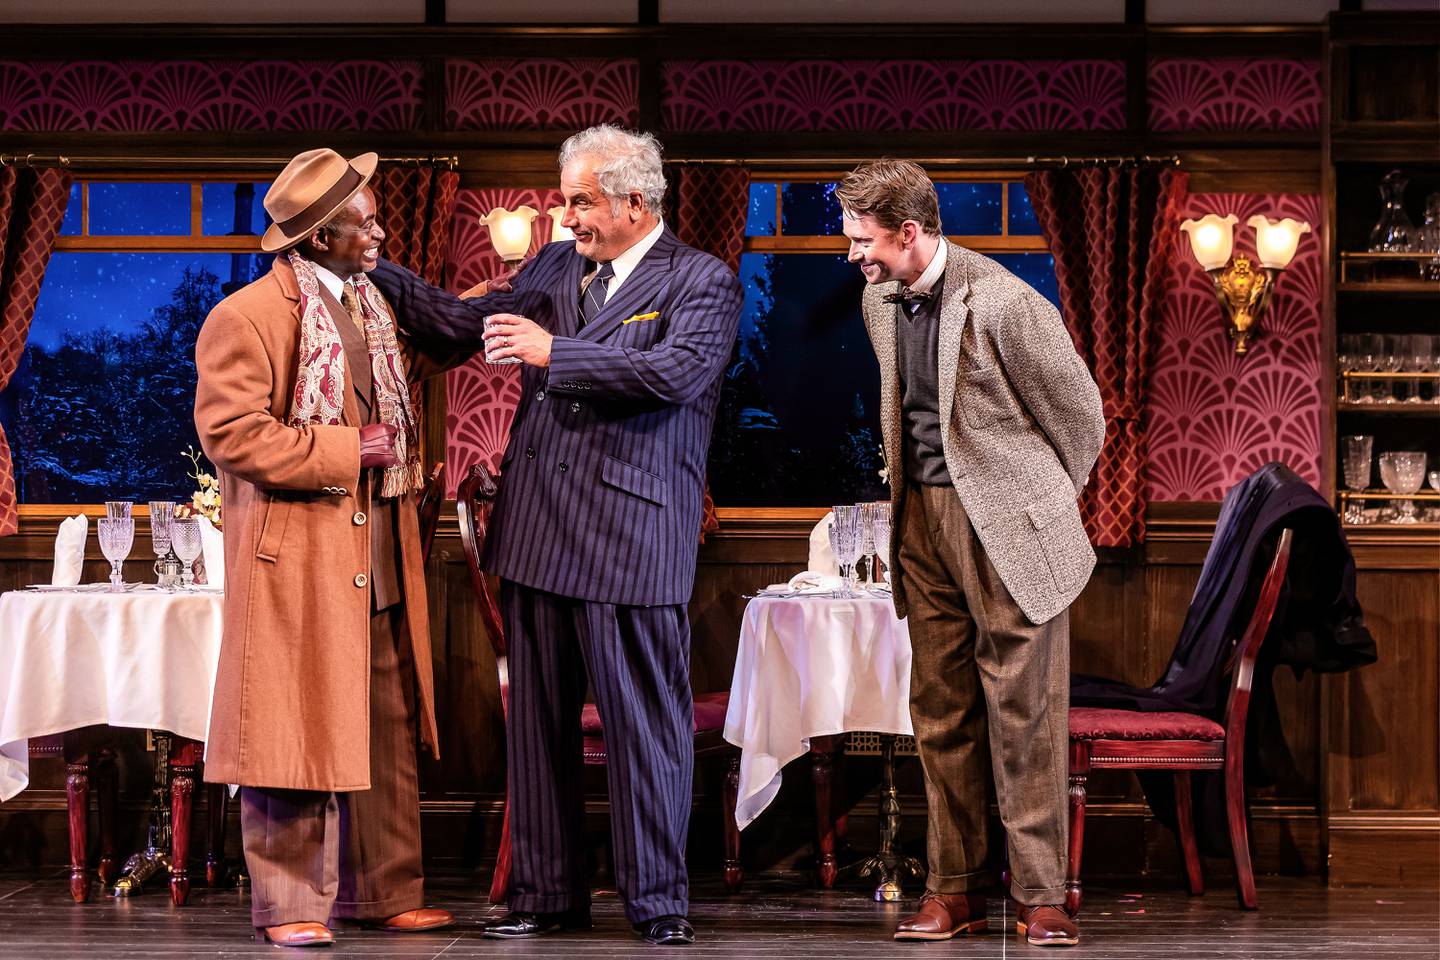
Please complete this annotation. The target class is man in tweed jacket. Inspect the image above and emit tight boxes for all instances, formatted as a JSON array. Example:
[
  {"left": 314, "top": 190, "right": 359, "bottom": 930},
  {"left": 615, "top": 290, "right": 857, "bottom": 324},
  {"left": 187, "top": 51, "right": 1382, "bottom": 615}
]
[
  {"left": 840, "top": 160, "right": 1104, "bottom": 947},
  {"left": 370, "top": 125, "right": 740, "bottom": 947}
]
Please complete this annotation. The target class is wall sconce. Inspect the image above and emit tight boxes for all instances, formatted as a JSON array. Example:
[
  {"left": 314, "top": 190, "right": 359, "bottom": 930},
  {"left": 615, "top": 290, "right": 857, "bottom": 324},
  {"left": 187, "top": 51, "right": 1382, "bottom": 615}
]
[
  {"left": 547, "top": 204, "right": 574, "bottom": 243},
  {"left": 1179, "top": 213, "right": 1310, "bottom": 355},
  {"left": 481, "top": 205, "right": 538, "bottom": 264}
]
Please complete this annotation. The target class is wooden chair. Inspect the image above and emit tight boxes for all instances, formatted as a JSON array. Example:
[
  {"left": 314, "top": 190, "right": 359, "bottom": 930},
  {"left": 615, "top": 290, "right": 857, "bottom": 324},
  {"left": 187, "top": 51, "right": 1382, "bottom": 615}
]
[
  {"left": 1066, "top": 527, "right": 1293, "bottom": 914},
  {"left": 455, "top": 463, "right": 743, "bottom": 904}
]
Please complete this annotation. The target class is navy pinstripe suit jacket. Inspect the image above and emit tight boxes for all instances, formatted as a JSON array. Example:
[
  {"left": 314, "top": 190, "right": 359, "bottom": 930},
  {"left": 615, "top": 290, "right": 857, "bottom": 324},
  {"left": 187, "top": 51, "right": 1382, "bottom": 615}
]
[{"left": 372, "top": 227, "right": 742, "bottom": 607}]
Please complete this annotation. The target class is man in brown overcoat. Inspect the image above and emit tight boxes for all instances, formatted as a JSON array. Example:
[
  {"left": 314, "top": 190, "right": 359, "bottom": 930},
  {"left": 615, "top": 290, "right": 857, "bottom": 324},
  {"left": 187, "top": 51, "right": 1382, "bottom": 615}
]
[{"left": 194, "top": 148, "right": 453, "bottom": 948}]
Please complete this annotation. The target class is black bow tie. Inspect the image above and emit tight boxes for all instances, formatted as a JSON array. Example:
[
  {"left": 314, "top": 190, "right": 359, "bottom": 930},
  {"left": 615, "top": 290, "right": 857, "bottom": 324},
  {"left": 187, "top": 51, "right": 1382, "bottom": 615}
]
[{"left": 882, "top": 288, "right": 934, "bottom": 305}]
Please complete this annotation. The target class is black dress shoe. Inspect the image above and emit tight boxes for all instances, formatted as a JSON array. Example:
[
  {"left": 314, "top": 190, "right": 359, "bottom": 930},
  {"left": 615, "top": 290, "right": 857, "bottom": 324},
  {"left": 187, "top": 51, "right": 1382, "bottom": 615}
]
[
  {"left": 482, "top": 908, "right": 592, "bottom": 939},
  {"left": 633, "top": 915, "right": 695, "bottom": 945}
]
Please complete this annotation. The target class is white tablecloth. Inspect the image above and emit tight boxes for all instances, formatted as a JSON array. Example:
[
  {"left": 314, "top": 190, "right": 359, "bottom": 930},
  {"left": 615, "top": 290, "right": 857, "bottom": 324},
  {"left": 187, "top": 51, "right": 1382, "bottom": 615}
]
[
  {"left": 0, "top": 586, "right": 224, "bottom": 801},
  {"left": 723, "top": 594, "right": 912, "bottom": 829}
]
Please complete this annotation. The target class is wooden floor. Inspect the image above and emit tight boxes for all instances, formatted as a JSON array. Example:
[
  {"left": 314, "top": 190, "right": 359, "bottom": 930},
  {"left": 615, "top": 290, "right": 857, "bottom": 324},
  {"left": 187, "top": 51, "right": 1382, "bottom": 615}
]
[{"left": 0, "top": 869, "right": 1435, "bottom": 959}]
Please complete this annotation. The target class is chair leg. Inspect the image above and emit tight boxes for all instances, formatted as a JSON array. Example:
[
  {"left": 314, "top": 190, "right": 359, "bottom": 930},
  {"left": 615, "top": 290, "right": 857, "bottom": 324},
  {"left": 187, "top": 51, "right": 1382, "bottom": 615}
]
[
  {"left": 205, "top": 782, "right": 229, "bottom": 887},
  {"left": 722, "top": 754, "right": 743, "bottom": 893},
  {"left": 65, "top": 757, "right": 91, "bottom": 903},
  {"left": 168, "top": 739, "right": 203, "bottom": 907},
  {"left": 1225, "top": 752, "right": 1258, "bottom": 909},
  {"left": 1064, "top": 741, "right": 1089, "bottom": 917},
  {"left": 810, "top": 737, "right": 839, "bottom": 888},
  {"left": 489, "top": 796, "right": 512, "bottom": 904},
  {"left": 1174, "top": 771, "right": 1205, "bottom": 896},
  {"left": 95, "top": 749, "right": 119, "bottom": 887}
]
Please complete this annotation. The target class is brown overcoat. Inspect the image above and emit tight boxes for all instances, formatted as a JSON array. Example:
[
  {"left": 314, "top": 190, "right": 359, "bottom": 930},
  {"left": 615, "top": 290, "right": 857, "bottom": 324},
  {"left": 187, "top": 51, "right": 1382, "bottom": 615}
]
[{"left": 195, "top": 255, "right": 439, "bottom": 792}]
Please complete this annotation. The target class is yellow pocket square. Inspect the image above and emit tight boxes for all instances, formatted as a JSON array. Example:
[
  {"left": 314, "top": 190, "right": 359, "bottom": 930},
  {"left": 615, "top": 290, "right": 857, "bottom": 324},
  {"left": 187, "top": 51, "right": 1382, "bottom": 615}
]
[{"left": 622, "top": 311, "right": 661, "bottom": 325}]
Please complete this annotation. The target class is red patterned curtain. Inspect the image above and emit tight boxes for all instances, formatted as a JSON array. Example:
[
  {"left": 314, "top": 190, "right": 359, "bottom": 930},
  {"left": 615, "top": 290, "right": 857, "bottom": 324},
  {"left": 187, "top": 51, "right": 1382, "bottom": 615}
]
[
  {"left": 666, "top": 162, "right": 751, "bottom": 543},
  {"left": 0, "top": 166, "right": 72, "bottom": 537},
  {"left": 370, "top": 161, "right": 461, "bottom": 465},
  {"left": 1024, "top": 165, "right": 1188, "bottom": 547}
]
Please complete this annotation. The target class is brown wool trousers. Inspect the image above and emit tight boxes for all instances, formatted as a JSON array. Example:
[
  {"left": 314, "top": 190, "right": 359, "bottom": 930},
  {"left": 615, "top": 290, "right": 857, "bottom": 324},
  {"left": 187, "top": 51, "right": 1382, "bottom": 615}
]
[
  {"left": 898, "top": 482, "right": 1069, "bottom": 906},
  {"left": 239, "top": 607, "right": 424, "bottom": 928}
]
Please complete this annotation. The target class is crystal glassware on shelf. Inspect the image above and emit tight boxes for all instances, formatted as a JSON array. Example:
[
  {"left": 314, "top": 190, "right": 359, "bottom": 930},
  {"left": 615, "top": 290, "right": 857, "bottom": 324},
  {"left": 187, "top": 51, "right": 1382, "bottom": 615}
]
[
  {"left": 1369, "top": 169, "right": 1415, "bottom": 253},
  {"left": 1407, "top": 334, "right": 1434, "bottom": 404},
  {"left": 1381, "top": 334, "right": 1405, "bottom": 404},
  {"left": 1337, "top": 334, "right": 1358, "bottom": 403},
  {"left": 868, "top": 501, "right": 892, "bottom": 590},
  {"left": 1427, "top": 470, "right": 1440, "bottom": 523},
  {"left": 1356, "top": 333, "right": 1384, "bottom": 403},
  {"left": 1342, "top": 435, "right": 1373, "bottom": 525},
  {"left": 170, "top": 517, "right": 203, "bottom": 589},
  {"left": 148, "top": 500, "right": 176, "bottom": 587},
  {"left": 831, "top": 505, "right": 864, "bottom": 598},
  {"left": 1379, "top": 451, "right": 1427, "bottom": 524},
  {"left": 1421, "top": 193, "right": 1440, "bottom": 281},
  {"left": 97, "top": 517, "right": 134, "bottom": 593},
  {"left": 105, "top": 500, "right": 133, "bottom": 519}
]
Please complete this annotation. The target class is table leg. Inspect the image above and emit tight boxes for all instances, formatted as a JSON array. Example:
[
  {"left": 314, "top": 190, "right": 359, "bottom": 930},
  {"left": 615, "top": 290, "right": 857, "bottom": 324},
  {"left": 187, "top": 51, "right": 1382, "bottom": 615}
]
[
  {"left": 810, "top": 735, "right": 842, "bottom": 888},
  {"left": 64, "top": 755, "right": 90, "bottom": 903},
  {"left": 168, "top": 738, "right": 203, "bottom": 906},
  {"left": 855, "top": 734, "right": 925, "bottom": 901}
]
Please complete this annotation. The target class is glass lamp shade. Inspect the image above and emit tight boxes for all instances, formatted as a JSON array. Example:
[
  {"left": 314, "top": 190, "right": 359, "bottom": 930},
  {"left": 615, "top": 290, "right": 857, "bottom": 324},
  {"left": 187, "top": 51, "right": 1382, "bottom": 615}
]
[
  {"left": 1247, "top": 215, "right": 1311, "bottom": 269},
  {"left": 547, "top": 204, "right": 574, "bottom": 243},
  {"left": 481, "top": 205, "right": 539, "bottom": 261},
  {"left": 1180, "top": 213, "right": 1239, "bottom": 271}
]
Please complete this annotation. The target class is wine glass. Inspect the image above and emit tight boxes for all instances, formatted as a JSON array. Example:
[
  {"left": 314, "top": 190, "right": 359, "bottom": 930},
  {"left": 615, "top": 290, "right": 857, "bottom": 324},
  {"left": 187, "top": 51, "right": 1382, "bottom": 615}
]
[
  {"left": 1381, "top": 334, "right": 1405, "bottom": 404},
  {"left": 1357, "top": 333, "right": 1383, "bottom": 403},
  {"left": 831, "top": 505, "right": 863, "bottom": 598},
  {"left": 857, "top": 504, "right": 877, "bottom": 585},
  {"left": 149, "top": 501, "right": 175, "bottom": 587},
  {"left": 868, "top": 501, "right": 892, "bottom": 589},
  {"left": 105, "top": 500, "right": 133, "bottom": 519},
  {"left": 1407, "top": 334, "right": 1433, "bottom": 404},
  {"left": 1342, "top": 435, "right": 1373, "bottom": 525},
  {"left": 1379, "top": 451, "right": 1426, "bottom": 524},
  {"left": 97, "top": 517, "right": 134, "bottom": 592},
  {"left": 170, "top": 517, "right": 203, "bottom": 589},
  {"left": 1337, "top": 334, "right": 1358, "bottom": 402}
]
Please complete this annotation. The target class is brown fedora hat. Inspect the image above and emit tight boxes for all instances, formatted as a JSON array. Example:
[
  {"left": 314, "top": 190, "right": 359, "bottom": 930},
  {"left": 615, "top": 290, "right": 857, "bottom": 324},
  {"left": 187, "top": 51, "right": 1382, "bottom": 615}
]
[{"left": 261, "top": 148, "right": 379, "bottom": 253}]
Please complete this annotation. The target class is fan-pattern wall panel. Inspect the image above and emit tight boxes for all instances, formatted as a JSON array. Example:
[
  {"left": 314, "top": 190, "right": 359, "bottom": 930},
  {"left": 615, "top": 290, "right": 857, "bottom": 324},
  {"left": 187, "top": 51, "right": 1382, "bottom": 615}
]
[
  {"left": 1145, "top": 193, "right": 1323, "bottom": 501},
  {"left": 1148, "top": 58, "right": 1322, "bottom": 132},
  {"left": 445, "top": 58, "right": 638, "bottom": 130}
]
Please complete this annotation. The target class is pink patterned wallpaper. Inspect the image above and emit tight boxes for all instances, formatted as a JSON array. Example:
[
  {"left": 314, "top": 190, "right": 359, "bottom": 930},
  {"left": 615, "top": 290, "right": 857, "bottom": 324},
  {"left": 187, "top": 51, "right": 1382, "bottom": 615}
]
[
  {"left": 0, "top": 60, "right": 422, "bottom": 130},
  {"left": 442, "top": 188, "right": 564, "bottom": 495},
  {"left": 1148, "top": 59, "right": 1321, "bottom": 132},
  {"left": 1145, "top": 193, "right": 1323, "bottom": 502},
  {"left": 445, "top": 59, "right": 638, "bottom": 130},
  {"left": 661, "top": 59, "right": 1127, "bottom": 131}
]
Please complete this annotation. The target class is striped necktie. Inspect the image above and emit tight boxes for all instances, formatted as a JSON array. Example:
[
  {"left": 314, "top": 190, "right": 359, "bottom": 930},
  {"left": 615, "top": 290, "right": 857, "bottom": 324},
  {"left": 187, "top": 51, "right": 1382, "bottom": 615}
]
[{"left": 579, "top": 261, "right": 615, "bottom": 328}]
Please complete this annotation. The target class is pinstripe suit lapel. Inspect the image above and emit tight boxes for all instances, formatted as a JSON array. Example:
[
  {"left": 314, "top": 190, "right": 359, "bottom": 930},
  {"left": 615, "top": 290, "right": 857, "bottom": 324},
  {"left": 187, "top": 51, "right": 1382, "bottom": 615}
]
[
  {"left": 551, "top": 245, "right": 589, "bottom": 338},
  {"left": 576, "top": 229, "right": 678, "bottom": 343}
]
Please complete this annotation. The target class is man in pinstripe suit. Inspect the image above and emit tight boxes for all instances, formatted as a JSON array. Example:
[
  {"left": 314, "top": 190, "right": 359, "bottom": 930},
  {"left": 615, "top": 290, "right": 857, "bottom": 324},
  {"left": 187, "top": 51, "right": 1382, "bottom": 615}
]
[{"left": 370, "top": 125, "right": 741, "bottom": 946}]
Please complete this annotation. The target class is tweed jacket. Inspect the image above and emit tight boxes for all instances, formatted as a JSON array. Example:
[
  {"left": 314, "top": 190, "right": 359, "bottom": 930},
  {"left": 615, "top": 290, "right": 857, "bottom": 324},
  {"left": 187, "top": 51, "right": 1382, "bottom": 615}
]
[
  {"left": 372, "top": 227, "right": 742, "bottom": 606},
  {"left": 194, "top": 255, "right": 440, "bottom": 792},
  {"left": 864, "top": 241, "right": 1106, "bottom": 626}
]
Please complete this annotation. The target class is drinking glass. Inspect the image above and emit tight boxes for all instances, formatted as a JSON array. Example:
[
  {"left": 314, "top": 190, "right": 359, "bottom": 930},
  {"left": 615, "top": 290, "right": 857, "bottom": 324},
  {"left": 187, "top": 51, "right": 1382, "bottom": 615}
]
[
  {"left": 1381, "top": 334, "right": 1405, "bottom": 403},
  {"left": 149, "top": 501, "right": 176, "bottom": 586},
  {"left": 1357, "top": 333, "right": 1384, "bottom": 403},
  {"left": 868, "top": 501, "right": 892, "bottom": 589},
  {"left": 1337, "top": 334, "right": 1358, "bottom": 402},
  {"left": 831, "top": 505, "right": 864, "bottom": 598},
  {"left": 170, "top": 517, "right": 203, "bottom": 589},
  {"left": 857, "top": 503, "right": 878, "bottom": 585},
  {"left": 97, "top": 517, "right": 134, "bottom": 592},
  {"left": 1407, "top": 334, "right": 1433, "bottom": 404},
  {"left": 1379, "top": 451, "right": 1427, "bottom": 524},
  {"left": 105, "top": 501, "right": 133, "bottom": 519},
  {"left": 1342, "top": 435, "right": 1373, "bottom": 525}
]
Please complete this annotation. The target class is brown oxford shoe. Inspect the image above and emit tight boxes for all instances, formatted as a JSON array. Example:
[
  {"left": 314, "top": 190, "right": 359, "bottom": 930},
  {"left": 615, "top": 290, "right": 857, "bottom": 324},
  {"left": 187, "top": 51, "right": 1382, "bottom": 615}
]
[
  {"left": 261, "top": 921, "right": 334, "bottom": 948},
  {"left": 369, "top": 908, "right": 455, "bottom": 932},
  {"left": 893, "top": 892, "right": 989, "bottom": 941},
  {"left": 1015, "top": 904, "right": 1079, "bottom": 947}
]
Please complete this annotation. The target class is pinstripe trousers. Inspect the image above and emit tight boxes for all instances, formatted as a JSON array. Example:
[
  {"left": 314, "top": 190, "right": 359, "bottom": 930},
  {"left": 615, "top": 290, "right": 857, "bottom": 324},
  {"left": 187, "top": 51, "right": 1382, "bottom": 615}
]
[
  {"left": 239, "top": 606, "right": 425, "bottom": 928},
  {"left": 502, "top": 581, "right": 694, "bottom": 924}
]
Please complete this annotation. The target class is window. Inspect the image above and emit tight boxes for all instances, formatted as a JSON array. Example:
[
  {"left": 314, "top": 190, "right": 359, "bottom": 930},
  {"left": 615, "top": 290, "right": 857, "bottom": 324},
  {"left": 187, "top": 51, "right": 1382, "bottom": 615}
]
[
  {"left": 0, "top": 178, "right": 274, "bottom": 504},
  {"left": 709, "top": 176, "right": 1057, "bottom": 507}
]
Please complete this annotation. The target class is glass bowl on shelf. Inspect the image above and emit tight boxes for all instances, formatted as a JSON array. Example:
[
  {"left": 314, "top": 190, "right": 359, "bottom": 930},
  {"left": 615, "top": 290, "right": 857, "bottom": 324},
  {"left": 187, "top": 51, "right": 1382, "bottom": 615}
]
[{"left": 1378, "top": 451, "right": 1427, "bottom": 523}]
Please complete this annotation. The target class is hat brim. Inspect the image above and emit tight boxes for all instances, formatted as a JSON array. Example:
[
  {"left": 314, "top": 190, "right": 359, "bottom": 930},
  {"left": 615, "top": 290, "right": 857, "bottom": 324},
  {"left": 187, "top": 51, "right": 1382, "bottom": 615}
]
[{"left": 260, "top": 151, "right": 379, "bottom": 253}]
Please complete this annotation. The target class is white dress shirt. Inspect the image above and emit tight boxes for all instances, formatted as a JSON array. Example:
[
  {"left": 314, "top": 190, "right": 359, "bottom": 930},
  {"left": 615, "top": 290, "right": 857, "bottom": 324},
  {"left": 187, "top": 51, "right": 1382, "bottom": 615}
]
[
  {"left": 906, "top": 237, "right": 946, "bottom": 295},
  {"left": 312, "top": 261, "right": 347, "bottom": 302},
  {"left": 599, "top": 218, "right": 666, "bottom": 302}
]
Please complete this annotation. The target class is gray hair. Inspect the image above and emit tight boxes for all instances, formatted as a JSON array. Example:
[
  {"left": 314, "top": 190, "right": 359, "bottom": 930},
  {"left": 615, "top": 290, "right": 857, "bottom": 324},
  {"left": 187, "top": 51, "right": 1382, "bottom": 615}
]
[{"left": 558, "top": 124, "right": 666, "bottom": 216}]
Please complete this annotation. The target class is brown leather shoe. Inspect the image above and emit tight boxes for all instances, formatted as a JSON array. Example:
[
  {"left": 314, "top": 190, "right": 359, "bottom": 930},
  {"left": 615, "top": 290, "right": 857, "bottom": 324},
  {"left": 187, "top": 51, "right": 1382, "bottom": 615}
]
[
  {"left": 893, "top": 892, "right": 988, "bottom": 941},
  {"left": 262, "top": 921, "right": 334, "bottom": 948},
  {"left": 370, "top": 908, "right": 455, "bottom": 932},
  {"left": 1016, "top": 904, "right": 1079, "bottom": 947}
]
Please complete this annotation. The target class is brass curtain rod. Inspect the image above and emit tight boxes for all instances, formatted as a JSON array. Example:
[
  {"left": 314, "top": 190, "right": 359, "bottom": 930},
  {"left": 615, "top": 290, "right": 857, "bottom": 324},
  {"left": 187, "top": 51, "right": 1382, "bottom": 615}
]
[
  {"left": 0, "top": 154, "right": 460, "bottom": 170},
  {"left": 668, "top": 155, "right": 1182, "bottom": 168}
]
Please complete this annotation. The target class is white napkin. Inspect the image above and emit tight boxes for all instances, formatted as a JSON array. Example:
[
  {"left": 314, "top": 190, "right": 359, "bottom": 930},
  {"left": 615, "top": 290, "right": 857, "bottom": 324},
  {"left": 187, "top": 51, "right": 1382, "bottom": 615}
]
[
  {"left": 198, "top": 516, "right": 224, "bottom": 591},
  {"left": 807, "top": 512, "right": 838, "bottom": 575},
  {"left": 764, "top": 570, "right": 845, "bottom": 594},
  {"left": 51, "top": 514, "right": 88, "bottom": 586}
]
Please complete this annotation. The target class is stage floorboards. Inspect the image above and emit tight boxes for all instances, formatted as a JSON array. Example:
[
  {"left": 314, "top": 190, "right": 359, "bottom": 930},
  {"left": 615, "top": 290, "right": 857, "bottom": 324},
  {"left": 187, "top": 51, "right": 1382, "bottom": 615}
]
[{"left": 0, "top": 869, "right": 1434, "bottom": 958}]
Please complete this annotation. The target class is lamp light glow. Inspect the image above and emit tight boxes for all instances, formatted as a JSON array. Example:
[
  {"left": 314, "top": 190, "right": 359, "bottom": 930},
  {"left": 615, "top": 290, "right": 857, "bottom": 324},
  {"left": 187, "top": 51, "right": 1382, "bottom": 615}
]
[
  {"left": 1179, "top": 213, "right": 1239, "bottom": 271},
  {"left": 547, "top": 205, "right": 574, "bottom": 243},
  {"left": 1247, "top": 215, "right": 1311, "bottom": 270},
  {"left": 481, "top": 205, "right": 539, "bottom": 262}
]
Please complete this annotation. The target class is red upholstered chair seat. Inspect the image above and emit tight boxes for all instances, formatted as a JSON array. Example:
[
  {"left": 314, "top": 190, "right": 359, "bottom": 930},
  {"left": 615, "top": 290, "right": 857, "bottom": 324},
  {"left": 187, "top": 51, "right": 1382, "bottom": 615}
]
[
  {"left": 1068, "top": 707, "right": 1224, "bottom": 742},
  {"left": 581, "top": 691, "right": 730, "bottom": 737}
]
